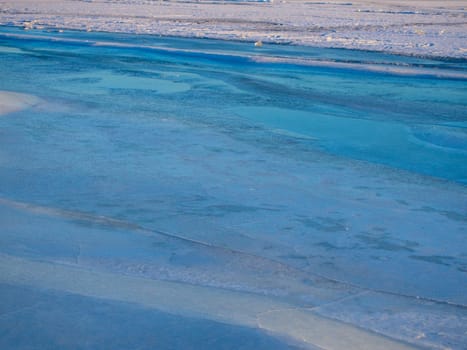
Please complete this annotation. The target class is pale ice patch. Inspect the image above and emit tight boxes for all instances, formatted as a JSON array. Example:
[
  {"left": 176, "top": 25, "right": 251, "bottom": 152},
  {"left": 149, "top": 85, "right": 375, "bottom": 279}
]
[
  {"left": 0, "top": 45, "right": 26, "bottom": 55},
  {"left": 0, "top": 90, "right": 42, "bottom": 116}
]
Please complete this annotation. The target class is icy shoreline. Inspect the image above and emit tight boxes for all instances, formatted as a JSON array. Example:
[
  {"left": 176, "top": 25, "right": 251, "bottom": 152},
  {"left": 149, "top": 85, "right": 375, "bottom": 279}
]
[{"left": 0, "top": 0, "right": 466, "bottom": 58}]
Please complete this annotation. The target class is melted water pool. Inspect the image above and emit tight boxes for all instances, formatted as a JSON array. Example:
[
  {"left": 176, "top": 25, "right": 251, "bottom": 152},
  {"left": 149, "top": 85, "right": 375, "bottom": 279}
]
[{"left": 0, "top": 26, "right": 466, "bottom": 349}]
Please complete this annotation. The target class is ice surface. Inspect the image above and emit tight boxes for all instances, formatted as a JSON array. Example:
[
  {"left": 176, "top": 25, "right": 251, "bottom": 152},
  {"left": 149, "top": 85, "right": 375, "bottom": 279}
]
[
  {"left": 234, "top": 106, "right": 467, "bottom": 183},
  {"left": 314, "top": 291, "right": 467, "bottom": 350},
  {"left": 0, "top": 254, "right": 417, "bottom": 350},
  {"left": 0, "top": 90, "right": 41, "bottom": 116},
  {"left": 56, "top": 70, "right": 191, "bottom": 95},
  {"left": 0, "top": 27, "right": 466, "bottom": 349},
  {"left": 0, "top": 283, "right": 300, "bottom": 350}
]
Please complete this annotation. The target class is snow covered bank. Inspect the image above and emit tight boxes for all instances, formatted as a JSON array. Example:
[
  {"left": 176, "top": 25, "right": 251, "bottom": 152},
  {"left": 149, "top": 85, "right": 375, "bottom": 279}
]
[{"left": 0, "top": 0, "right": 466, "bottom": 58}]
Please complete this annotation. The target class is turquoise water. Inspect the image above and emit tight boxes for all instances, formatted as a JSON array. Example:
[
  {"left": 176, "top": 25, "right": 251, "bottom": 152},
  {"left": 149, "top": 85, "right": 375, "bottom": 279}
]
[{"left": 0, "top": 26, "right": 466, "bottom": 349}]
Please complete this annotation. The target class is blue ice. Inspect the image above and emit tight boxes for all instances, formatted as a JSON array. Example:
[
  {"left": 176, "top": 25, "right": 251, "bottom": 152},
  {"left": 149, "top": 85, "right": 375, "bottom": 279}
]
[{"left": 0, "top": 26, "right": 466, "bottom": 349}]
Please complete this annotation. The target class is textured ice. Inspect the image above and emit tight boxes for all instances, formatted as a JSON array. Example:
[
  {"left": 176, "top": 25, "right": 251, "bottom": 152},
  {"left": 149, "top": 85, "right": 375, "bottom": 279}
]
[{"left": 0, "top": 27, "right": 466, "bottom": 349}]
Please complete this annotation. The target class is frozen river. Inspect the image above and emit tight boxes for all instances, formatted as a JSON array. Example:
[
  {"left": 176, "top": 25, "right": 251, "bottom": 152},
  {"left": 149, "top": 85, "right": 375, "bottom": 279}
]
[{"left": 0, "top": 26, "right": 466, "bottom": 349}]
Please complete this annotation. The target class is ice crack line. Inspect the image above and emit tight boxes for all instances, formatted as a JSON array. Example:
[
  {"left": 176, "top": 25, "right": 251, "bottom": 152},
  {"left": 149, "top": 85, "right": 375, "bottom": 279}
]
[{"left": 1, "top": 196, "right": 466, "bottom": 310}]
